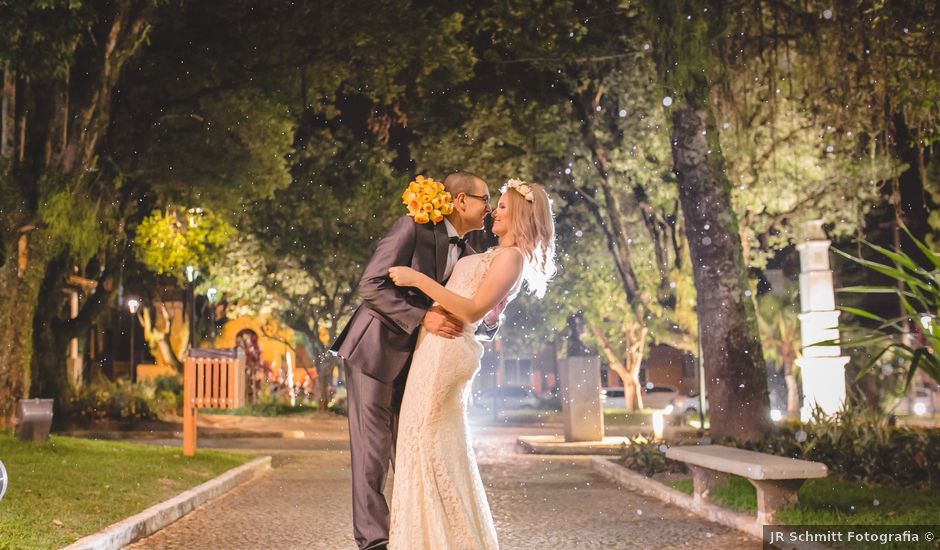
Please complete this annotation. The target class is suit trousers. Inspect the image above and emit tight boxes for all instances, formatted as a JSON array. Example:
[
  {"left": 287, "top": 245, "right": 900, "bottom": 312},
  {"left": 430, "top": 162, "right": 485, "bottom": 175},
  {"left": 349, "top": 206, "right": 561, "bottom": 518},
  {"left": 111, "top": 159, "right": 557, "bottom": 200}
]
[{"left": 344, "top": 361, "right": 407, "bottom": 550}]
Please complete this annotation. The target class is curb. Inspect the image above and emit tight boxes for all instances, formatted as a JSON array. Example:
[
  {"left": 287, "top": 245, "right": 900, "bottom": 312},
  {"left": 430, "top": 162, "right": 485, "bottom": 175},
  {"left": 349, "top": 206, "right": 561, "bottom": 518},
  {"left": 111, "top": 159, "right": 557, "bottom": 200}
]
[
  {"left": 590, "top": 456, "right": 763, "bottom": 539},
  {"left": 59, "top": 429, "right": 299, "bottom": 440},
  {"left": 591, "top": 458, "right": 836, "bottom": 550},
  {"left": 62, "top": 455, "right": 272, "bottom": 550},
  {"left": 517, "top": 434, "right": 631, "bottom": 455}
]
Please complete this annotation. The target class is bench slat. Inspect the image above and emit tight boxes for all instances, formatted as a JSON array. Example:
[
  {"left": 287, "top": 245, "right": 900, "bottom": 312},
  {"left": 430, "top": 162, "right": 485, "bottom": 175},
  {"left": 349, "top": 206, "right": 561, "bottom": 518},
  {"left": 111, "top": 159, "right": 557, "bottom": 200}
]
[{"left": 665, "top": 445, "right": 827, "bottom": 480}]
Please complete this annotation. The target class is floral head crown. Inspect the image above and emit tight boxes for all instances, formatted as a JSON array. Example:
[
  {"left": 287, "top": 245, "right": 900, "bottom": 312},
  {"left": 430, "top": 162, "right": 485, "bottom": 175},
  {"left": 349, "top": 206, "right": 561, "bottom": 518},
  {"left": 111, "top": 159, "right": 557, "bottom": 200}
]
[{"left": 504, "top": 178, "right": 535, "bottom": 202}]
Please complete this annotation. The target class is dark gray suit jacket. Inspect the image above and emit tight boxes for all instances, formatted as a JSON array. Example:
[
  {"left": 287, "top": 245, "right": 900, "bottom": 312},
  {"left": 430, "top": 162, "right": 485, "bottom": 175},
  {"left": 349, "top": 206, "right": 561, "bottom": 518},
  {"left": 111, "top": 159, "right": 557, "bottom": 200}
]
[{"left": 330, "top": 215, "right": 471, "bottom": 383}]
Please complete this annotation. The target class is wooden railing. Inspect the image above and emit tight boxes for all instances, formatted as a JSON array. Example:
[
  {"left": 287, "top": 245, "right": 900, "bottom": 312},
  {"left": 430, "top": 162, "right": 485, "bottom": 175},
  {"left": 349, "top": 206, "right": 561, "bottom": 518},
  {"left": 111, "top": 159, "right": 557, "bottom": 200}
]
[{"left": 183, "top": 348, "right": 246, "bottom": 456}]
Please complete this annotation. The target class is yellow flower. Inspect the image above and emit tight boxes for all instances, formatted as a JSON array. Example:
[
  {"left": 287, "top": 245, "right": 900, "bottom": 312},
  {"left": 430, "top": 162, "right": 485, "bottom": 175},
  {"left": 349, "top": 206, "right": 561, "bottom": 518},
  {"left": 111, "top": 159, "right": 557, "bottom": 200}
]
[{"left": 403, "top": 175, "right": 452, "bottom": 225}]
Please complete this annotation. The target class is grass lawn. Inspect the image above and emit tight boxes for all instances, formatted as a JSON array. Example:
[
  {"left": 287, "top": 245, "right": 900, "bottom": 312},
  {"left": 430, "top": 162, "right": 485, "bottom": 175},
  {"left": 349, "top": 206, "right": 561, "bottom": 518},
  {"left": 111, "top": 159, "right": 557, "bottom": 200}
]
[
  {"left": 0, "top": 433, "right": 252, "bottom": 549},
  {"left": 667, "top": 475, "right": 940, "bottom": 525},
  {"left": 201, "top": 401, "right": 318, "bottom": 417}
]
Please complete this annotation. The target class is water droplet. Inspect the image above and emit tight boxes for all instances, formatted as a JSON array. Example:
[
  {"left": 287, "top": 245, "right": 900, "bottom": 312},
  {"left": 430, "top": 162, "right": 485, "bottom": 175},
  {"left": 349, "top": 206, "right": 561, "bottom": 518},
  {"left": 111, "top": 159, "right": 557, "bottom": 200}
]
[
  {"left": 823, "top": 9, "right": 833, "bottom": 19},
  {"left": 662, "top": 96, "right": 673, "bottom": 107}
]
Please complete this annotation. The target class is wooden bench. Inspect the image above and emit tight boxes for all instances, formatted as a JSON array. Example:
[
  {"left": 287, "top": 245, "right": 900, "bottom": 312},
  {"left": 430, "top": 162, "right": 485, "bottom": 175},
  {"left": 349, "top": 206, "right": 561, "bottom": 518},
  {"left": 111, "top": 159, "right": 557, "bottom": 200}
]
[
  {"left": 183, "top": 348, "right": 246, "bottom": 456},
  {"left": 665, "top": 445, "right": 827, "bottom": 524}
]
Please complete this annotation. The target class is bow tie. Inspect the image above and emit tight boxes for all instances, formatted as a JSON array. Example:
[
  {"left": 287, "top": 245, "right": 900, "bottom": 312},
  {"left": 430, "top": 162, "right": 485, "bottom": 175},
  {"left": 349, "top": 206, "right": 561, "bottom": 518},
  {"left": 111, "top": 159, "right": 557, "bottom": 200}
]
[{"left": 449, "top": 236, "right": 467, "bottom": 251}]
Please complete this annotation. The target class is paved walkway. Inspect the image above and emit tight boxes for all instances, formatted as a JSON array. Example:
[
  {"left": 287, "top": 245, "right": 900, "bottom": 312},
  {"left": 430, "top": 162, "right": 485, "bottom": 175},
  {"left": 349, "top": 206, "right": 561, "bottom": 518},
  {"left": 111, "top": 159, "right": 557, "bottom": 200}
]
[{"left": 127, "top": 415, "right": 758, "bottom": 549}]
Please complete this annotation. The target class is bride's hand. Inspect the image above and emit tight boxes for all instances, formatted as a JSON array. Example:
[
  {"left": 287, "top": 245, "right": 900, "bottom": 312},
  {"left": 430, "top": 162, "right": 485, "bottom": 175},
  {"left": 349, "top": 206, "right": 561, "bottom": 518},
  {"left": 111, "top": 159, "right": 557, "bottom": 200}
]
[{"left": 389, "top": 266, "right": 424, "bottom": 288}]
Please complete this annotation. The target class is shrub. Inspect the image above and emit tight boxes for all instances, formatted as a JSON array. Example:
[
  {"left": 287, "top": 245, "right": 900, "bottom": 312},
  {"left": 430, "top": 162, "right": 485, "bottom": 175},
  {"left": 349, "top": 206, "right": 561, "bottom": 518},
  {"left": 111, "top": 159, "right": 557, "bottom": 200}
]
[
  {"left": 62, "top": 376, "right": 178, "bottom": 424},
  {"left": 619, "top": 435, "right": 686, "bottom": 477},
  {"left": 735, "top": 403, "right": 940, "bottom": 488}
]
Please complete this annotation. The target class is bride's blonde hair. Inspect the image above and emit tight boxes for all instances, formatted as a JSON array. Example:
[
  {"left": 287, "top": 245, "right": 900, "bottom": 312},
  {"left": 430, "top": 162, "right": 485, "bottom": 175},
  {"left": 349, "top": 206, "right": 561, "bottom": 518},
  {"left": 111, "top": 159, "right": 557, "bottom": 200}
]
[{"left": 499, "top": 180, "right": 556, "bottom": 298}]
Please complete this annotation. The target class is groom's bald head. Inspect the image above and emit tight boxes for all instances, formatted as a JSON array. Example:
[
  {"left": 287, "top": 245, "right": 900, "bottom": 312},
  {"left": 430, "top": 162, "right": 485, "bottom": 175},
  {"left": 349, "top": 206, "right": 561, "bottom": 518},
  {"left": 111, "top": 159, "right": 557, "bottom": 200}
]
[{"left": 443, "top": 172, "right": 485, "bottom": 196}]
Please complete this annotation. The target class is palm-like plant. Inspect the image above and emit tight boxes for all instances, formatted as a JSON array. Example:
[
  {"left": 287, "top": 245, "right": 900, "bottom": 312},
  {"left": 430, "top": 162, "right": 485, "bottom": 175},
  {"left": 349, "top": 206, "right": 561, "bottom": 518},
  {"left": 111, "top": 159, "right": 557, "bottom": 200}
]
[
  {"left": 756, "top": 292, "right": 802, "bottom": 417},
  {"left": 830, "top": 225, "right": 940, "bottom": 388}
]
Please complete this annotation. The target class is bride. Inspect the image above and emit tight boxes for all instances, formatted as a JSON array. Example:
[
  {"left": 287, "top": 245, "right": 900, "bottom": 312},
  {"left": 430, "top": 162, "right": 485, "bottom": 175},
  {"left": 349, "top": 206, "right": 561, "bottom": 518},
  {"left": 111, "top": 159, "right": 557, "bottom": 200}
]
[{"left": 386, "top": 179, "right": 556, "bottom": 550}]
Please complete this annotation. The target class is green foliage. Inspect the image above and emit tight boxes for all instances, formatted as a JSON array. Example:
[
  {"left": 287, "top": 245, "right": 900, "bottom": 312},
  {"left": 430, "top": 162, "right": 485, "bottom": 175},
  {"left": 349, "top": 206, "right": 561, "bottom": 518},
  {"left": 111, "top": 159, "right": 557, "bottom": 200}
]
[
  {"left": 670, "top": 474, "right": 940, "bottom": 530},
  {"left": 0, "top": 432, "right": 248, "bottom": 549},
  {"left": 776, "top": 478, "right": 940, "bottom": 528},
  {"left": 36, "top": 174, "right": 110, "bottom": 264},
  {"left": 137, "top": 90, "right": 295, "bottom": 217},
  {"left": 202, "top": 399, "right": 315, "bottom": 417},
  {"left": 828, "top": 226, "right": 940, "bottom": 387},
  {"left": 619, "top": 435, "right": 686, "bottom": 478},
  {"left": 413, "top": 93, "right": 571, "bottom": 184},
  {"left": 737, "top": 403, "right": 940, "bottom": 489},
  {"left": 0, "top": 1, "right": 95, "bottom": 77},
  {"left": 927, "top": 155, "right": 940, "bottom": 248},
  {"left": 61, "top": 377, "right": 178, "bottom": 424},
  {"left": 755, "top": 290, "right": 801, "bottom": 372},
  {"left": 216, "top": 124, "right": 403, "bottom": 341},
  {"left": 722, "top": 93, "right": 897, "bottom": 268},
  {"left": 641, "top": 0, "right": 723, "bottom": 104},
  {"left": 135, "top": 206, "right": 235, "bottom": 282}
]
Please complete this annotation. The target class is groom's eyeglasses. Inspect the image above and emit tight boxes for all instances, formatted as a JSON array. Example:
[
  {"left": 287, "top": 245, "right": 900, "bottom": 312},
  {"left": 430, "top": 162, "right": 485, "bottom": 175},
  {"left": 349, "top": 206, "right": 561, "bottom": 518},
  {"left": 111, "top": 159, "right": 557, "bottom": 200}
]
[{"left": 464, "top": 193, "right": 492, "bottom": 211}]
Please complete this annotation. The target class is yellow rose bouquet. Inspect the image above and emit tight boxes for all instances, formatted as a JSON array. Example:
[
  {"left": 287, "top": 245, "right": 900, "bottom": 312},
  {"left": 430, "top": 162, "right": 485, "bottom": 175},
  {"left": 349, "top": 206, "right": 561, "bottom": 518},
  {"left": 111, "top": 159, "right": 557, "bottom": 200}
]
[{"left": 401, "top": 175, "right": 453, "bottom": 224}]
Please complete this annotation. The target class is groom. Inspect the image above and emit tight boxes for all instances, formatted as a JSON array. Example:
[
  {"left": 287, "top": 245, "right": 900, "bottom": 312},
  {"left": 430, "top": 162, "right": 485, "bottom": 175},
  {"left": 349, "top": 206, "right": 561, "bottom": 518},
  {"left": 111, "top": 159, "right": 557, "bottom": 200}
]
[{"left": 331, "top": 172, "right": 495, "bottom": 550}]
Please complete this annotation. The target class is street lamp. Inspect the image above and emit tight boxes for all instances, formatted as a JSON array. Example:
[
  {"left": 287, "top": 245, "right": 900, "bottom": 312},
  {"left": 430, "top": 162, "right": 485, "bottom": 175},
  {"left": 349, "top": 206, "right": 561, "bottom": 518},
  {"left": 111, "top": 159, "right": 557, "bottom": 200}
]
[
  {"left": 185, "top": 265, "right": 197, "bottom": 349},
  {"left": 127, "top": 298, "right": 140, "bottom": 383}
]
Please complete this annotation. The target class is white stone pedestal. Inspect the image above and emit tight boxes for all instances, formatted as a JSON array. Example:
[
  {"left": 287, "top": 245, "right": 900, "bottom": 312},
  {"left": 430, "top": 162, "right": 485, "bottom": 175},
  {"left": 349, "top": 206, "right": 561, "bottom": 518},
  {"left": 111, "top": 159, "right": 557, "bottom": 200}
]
[
  {"left": 797, "top": 356, "right": 850, "bottom": 420},
  {"left": 797, "top": 220, "right": 848, "bottom": 420},
  {"left": 558, "top": 356, "right": 603, "bottom": 442}
]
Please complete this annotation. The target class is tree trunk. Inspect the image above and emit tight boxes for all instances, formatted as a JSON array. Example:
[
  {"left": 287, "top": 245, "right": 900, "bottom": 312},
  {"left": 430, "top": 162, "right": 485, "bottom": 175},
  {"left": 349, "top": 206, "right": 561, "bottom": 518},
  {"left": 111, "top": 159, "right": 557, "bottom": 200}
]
[
  {"left": 644, "top": 0, "right": 771, "bottom": 442},
  {"left": 591, "top": 324, "right": 647, "bottom": 412},
  {"left": 785, "top": 372, "right": 800, "bottom": 418},
  {"left": 0, "top": 227, "right": 54, "bottom": 426},
  {"left": 669, "top": 100, "right": 771, "bottom": 442},
  {"left": 29, "top": 252, "right": 73, "bottom": 409},
  {"left": 0, "top": 3, "right": 153, "bottom": 422}
]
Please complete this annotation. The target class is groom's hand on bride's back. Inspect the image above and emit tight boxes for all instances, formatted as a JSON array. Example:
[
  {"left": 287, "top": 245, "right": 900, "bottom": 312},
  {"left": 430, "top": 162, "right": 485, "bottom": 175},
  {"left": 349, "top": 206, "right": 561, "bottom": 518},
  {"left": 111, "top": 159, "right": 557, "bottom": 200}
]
[{"left": 422, "top": 305, "right": 464, "bottom": 339}]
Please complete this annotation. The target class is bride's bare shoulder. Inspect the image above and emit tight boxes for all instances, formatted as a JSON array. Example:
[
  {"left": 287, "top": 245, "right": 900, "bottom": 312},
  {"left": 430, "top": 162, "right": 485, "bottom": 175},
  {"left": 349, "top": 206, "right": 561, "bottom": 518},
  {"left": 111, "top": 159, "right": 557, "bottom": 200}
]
[{"left": 489, "top": 246, "right": 525, "bottom": 268}]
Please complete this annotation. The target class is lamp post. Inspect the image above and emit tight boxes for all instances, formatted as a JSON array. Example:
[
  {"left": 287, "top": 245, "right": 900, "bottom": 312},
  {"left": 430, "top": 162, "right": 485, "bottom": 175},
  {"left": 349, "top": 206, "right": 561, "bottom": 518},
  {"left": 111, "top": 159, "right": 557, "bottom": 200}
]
[
  {"left": 127, "top": 299, "right": 140, "bottom": 383},
  {"left": 186, "top": 265, "right": 196, "bottom": 349}
]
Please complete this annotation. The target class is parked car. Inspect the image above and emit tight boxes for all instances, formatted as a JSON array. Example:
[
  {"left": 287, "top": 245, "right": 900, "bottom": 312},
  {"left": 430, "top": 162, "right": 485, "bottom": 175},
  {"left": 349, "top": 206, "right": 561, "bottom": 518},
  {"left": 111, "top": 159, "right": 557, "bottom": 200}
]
[
  {"left": 671, "top": 392, "right": 704, "bottom": 414},
  {"left": 600, "top": 387, "right": 627, "bottom": 408},
  {"left": 892, "top": 387, "right": 937, "bottom": 416},
  {"left": 600, "top": 385, "right": 680, "bottom": 410},
  {"left": 476, "top": 386, "right": 540, "bottom": 410},
  {"left": 642, "top": 384, "right": 679, "bottom": 410}
]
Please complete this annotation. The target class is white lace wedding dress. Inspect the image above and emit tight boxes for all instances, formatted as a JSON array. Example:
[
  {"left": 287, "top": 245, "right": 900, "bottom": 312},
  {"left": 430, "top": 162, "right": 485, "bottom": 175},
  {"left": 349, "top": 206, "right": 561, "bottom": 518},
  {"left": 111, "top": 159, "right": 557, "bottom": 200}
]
[{"left": 389, "top": 247, "right": 518, "bottom": 550}]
